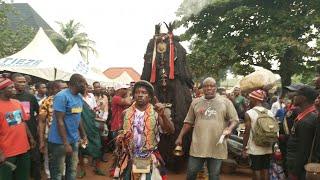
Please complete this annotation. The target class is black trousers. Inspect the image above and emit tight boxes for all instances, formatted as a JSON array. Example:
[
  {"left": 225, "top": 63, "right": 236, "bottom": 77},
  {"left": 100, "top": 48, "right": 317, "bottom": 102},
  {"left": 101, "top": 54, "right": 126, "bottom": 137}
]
[{"left": 30, "top": 143, "right": 42, "bottom": 180}]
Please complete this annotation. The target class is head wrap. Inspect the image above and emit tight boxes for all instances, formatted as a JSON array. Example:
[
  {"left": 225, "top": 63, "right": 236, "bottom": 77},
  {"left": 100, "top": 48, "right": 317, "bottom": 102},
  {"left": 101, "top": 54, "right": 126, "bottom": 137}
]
[
  {"left": 0, "top": 78, "right": 13, "bottom": 90},
  {"left": 249, "top": 89, "right": 266, "bottom": 101}
]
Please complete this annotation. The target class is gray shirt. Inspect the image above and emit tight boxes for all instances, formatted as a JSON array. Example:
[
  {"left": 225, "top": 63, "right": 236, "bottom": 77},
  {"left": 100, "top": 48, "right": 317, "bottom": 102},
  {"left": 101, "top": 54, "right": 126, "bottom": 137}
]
[{"left": 184, "top": 95, "right": 239, "bottom": 159}]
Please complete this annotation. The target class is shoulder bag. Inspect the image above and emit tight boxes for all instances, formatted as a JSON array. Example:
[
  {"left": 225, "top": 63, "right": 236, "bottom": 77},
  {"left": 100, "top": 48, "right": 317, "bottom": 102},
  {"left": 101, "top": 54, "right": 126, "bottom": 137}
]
[{"left": 304, "top": 131, "right": 320, "bottom": 180}]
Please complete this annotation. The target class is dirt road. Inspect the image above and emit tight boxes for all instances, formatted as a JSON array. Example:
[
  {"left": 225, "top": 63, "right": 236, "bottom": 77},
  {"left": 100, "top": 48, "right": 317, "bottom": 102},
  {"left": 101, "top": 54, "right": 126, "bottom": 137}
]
[{"left": 77, "top": 157, "right": 251, "bottom": 180}]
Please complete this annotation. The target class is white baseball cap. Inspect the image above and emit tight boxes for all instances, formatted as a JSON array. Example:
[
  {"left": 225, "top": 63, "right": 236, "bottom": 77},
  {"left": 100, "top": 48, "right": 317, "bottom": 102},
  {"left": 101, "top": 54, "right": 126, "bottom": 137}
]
[{"left": 114, "top": 83, "right": 130, "bottom": 91}]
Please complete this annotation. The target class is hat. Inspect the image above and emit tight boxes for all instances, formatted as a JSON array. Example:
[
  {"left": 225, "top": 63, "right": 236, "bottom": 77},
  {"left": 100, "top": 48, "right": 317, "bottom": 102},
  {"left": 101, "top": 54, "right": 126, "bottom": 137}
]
[
  {"left": 114, "top": 83, "right": 130, "bottom": 91},
  {"left": 0, "top": 78, "right": 13, "bottom": 90},
  {"left": 133, "top": 80, "right": 154, "bottom": 97},
  {"left": 234, "top": 86, "right": 240, "bottom": 90},
  {"left": 286, "top": 84, "right": 318, "bottom": 102},
  {"left": 249, "top": 89, "right": 266, "bottom": 101},
  {"left": 284, "top": 83, "right": 304, "bottom": 91}
]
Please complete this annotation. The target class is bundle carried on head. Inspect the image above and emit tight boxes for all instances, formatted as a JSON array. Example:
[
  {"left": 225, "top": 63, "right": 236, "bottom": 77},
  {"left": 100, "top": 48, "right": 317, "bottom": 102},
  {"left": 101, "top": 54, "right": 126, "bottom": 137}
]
[{"left": 239, "top": 69, "right": 278, "bottom": 93}]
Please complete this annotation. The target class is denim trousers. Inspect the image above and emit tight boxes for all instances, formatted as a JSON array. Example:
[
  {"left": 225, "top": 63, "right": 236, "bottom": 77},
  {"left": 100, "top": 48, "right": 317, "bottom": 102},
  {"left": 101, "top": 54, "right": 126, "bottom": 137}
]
[
  {"left": 48, "top": 142, "right": 79, "bottom": 180},
  {"left": 187, "top": 156, "right": 222, "bottom": 180}
]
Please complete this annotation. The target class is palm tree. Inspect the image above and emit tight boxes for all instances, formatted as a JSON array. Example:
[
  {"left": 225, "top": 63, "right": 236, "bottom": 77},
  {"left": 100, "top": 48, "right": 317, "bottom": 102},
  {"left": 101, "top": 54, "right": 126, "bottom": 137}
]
[{"left": 51, "top": 20, "right": 97, "bottom": 62}]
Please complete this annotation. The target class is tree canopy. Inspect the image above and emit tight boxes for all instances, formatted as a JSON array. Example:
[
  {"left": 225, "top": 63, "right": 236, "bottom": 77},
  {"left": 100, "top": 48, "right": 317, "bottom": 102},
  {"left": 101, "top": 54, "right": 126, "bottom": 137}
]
[
  {"left": 51, "top": 20, "right": 97, "bottom": 63},
  {"left": 0, "top": 1, "right": 35, "bottom": 59},
  {"left": 177, "top": 0, "right": 320, "bottom": 86}
]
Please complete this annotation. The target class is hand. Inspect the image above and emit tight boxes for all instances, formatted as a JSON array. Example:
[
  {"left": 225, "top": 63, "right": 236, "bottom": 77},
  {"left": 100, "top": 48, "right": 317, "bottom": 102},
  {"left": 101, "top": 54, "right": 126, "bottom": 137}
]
[
  {"left": 154, "top": 103, "right": 165, "bottom": 116},
  {"left": 175, "top": 136, "right": 183, "bottom": 146},
  {"left": 0, "top": 151, "right": 5, "bottom": 164},
  {"left": 29, "top": 138, "right": 36, "bottom": 149},
  {"left": 241, "top": 149, "right": 248, "bottom": 158},
  {"left": 64, "top": 144, "right": 73, "bottom": 155},
  {"left": 83, "top": 137, "right": 88, "bottom": 145},
  {"left": 222, "top": 128, "right": 232, "bottom": 136},
  {"left": 80, "top": 137, "right": 88, "bottom": 148},
  {"left": 39, "top": 141, "right": 46, "bottom": 154}
]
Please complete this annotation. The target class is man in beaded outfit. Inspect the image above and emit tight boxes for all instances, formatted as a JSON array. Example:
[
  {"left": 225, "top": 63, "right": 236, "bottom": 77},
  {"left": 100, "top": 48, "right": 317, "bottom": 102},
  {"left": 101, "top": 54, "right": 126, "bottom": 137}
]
[{"left": 114, "top": 80, "right": 175, "bottom": 180}]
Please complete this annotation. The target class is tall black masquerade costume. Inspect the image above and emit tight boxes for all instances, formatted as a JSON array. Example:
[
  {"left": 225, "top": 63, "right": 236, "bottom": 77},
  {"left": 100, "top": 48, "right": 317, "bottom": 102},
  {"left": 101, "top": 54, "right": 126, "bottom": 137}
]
[{"left": 141, "top": 23, "right": 193, "bottom": 170}]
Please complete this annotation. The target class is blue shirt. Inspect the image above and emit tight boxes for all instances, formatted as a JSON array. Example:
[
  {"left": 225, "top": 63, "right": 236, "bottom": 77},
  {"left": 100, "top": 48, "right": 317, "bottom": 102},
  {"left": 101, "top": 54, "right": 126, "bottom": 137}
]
[
  {"left": 48, "top": 89, "right": 83, "bottom": 144},
  {"left": 275, "top": 108, "right": 286, "bottom": 123}
]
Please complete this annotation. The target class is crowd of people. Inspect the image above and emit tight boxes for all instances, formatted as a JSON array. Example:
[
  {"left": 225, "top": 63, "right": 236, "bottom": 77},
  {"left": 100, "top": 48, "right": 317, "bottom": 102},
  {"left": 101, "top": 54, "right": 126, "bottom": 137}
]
[
  {"left": 0, "top": 73, "right": 117, "bottom": 180},
  {"left": 1, "top": 71, "right": 320, "bottom": 180}
]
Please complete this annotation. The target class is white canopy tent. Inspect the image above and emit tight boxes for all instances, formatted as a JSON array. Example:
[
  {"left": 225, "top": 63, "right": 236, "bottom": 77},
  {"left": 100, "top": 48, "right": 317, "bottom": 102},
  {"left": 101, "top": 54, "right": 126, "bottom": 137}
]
[
  {"left": 56, "top": 44, "right": 113, "bottom": 85},
  {"left": 55, "top": 44, "right": 89, "bottom": 81},
  {"left": 0, "top": 28, "right": 114, "bottom": 85},
  {"left": 0, "top": 28, "right": 62, "bottom": 80}
]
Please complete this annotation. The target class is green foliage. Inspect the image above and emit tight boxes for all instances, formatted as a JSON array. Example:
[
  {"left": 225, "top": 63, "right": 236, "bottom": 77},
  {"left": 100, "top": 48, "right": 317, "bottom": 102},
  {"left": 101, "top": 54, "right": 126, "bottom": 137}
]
[
  {"left": 291, "top": 73, "right": 314, "bottom": 85},
  {"left": 0, "top": 1, "right": 35, "bottom": 59},
  {"left": 176, "top": 0, "right": 212, "bottom": 18},
  {"left": 51, "top": 20, "right": 97, "bottom": 62},
  {"left": 177, "top": 0, "right": 320, "bottom": 86}
]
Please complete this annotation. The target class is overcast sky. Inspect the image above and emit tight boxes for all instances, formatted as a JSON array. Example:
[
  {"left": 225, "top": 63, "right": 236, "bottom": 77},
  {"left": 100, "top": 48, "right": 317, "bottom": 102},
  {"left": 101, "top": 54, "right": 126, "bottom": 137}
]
[{"left": 10, "top": 0, "right": 184, "bottom": 73}]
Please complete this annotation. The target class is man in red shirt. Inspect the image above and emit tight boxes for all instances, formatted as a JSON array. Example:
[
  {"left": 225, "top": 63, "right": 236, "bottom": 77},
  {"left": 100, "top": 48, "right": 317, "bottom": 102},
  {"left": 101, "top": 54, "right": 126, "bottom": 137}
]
[
  {"left": 109, "top": 84, "right": 132, "bottom": 175},
  {"left": 110, "top": 84, "right": 132, "bottom": 134},
  {"left": 0, "top": 78, "right": 35, "bottom": 179}
]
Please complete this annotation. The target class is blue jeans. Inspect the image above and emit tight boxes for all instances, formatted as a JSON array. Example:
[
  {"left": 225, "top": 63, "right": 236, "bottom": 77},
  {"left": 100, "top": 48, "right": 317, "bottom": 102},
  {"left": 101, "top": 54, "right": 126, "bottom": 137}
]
[
  {"left": 48, "top": 142, "right": 79, "bottom": 180},
  {"left": 187, "top": 156, "right": 222, "bottom": 180}
]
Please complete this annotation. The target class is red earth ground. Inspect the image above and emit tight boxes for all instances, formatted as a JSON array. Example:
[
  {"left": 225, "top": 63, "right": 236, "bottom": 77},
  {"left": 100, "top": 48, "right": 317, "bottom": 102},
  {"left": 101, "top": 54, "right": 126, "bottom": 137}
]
[
  {"left": 40, "top": 154, "right": 251, "bottom": 179},
  {"left": 72, "top": 154, "right": 252, "bottom": 180}
]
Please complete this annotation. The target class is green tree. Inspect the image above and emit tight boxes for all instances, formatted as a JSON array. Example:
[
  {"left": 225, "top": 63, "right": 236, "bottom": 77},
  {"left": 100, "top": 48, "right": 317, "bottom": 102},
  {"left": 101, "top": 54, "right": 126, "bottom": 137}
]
[
  {"left": 177, "top": 0, "right": 320, "bottom": 86},
  {"left": 51, "top": 20, "right": 97, "bottom": 62},
  {"left": 0, "top": 1, "right": 35, "bottom": 58}
]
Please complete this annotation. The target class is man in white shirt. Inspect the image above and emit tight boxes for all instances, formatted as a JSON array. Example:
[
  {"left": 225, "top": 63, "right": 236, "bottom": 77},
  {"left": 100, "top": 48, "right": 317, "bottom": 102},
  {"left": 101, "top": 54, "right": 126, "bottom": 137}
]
[
  {"left": 270, "top": 96, "right": 285, "bottom": 116},
  {"left": 242, "top": 89, "right": 276, "bottom": 180}
]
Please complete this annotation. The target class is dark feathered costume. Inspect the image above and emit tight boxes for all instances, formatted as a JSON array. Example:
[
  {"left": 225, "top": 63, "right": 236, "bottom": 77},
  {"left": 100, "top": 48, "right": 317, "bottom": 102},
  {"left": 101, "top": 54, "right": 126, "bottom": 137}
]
[{"left": 140, "top": 23, "right": 193, "bottom": 171}]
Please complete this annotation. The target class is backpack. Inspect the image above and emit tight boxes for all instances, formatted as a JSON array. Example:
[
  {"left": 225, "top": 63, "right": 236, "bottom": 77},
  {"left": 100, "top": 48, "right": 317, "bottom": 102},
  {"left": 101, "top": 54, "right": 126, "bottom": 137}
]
[{"left": 252, "top": 108, "right": 279, "bottom": 147}]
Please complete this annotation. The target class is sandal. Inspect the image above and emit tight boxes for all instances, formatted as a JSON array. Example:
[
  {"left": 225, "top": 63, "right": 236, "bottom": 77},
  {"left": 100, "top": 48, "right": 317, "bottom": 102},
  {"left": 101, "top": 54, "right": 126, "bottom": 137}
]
[
  {"left": 94, "top": 168, "right": 106, "bottom": 176},
  {"left": 77, "top": 170, "right": 86, "bottom": 178}
]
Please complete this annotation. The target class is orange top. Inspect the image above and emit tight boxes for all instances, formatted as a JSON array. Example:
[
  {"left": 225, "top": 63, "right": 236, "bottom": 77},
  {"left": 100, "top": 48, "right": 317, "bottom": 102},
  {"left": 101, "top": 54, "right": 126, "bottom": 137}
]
[{"left": 0, "top": 99, "right": 30, "bottom": 158}]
